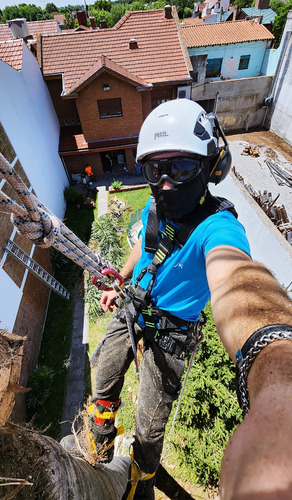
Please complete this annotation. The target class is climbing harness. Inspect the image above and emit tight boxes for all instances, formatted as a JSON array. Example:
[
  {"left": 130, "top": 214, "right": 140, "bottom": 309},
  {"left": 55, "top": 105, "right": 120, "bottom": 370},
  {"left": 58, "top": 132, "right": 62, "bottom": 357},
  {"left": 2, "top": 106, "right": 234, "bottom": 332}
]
[
  {"left": 128, "top": 193, "right": 237, "bottom": 362},
  {"left": 144, "top": 192, "right": 237, "bottom": 254},
  {"left": 236, "top": 323, "right": 292, "bottom": 415},
  {"left": 0, "top": 152, "right": 124, "bottom": 294}
]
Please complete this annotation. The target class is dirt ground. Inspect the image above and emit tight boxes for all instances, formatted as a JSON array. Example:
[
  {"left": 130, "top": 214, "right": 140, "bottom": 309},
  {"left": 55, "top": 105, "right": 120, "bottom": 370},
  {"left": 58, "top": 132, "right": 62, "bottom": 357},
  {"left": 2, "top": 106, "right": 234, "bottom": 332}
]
[{"left": 227, "top": 130, "right": 292, "bottom": 162}]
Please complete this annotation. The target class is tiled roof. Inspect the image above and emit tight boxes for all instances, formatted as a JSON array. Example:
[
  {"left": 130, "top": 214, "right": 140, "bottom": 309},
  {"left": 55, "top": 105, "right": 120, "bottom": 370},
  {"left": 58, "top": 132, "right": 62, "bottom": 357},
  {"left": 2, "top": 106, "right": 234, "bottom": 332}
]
[
  {"left": 0, "top": 39, "right": 23, "bottom": 70},
  {"left": 41, "top": 8, "right": 192, "bottom": 95},
  {"left": 242, "top": 8, "right": 277, "bottom": 25},
  {"left": 0, "top": 19, "right": 60, "bottom": 42},
  {"left": 182, "top": 19, "right": 274, "bottom": 47},
  {"left": 67, "top": 54, "right": 150, "bottom": 96},
  {"left": 181, "top": 17, "right": 204, "bottom": 26},
  {"left": 53, "top": 14, "right": 65, "bottom": 25}
]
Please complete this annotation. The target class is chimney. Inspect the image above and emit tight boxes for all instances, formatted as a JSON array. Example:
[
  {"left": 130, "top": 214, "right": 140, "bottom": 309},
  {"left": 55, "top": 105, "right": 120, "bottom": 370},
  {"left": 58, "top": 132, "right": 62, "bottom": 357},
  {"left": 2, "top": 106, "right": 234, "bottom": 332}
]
[
  {"left": 230, "top": 5, "right": 240, "bottom": 21},
  {"left": 7, "top": 19, "right": 33, "bottom": 42},
  {"left": 164, "top": 5, "right": 173, "bottom": 19},
  {"left": 129, "top": 38, "right": 138, "bottom": 49},
  {"left": 76, "top": 10, "right": 87, "bottom": 27},
  {"left": 255, "top": 0, "right": 270, "bottom": 8},
  {"left": 89, "top": 16, "right": 96, "bottom": 29},
  {"left": 100, "top": 17, "right": 107, "bottom": 29},
  {"left": 253, "top": 15, "right": 263, "bottom": 23}
]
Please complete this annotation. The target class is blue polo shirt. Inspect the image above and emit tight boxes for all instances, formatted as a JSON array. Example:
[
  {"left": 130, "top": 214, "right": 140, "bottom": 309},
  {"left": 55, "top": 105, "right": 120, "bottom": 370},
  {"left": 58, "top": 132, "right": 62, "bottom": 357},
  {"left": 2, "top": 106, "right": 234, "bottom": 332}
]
[{"left": 132, "top": 197, "right": 251, "bottom": 321}]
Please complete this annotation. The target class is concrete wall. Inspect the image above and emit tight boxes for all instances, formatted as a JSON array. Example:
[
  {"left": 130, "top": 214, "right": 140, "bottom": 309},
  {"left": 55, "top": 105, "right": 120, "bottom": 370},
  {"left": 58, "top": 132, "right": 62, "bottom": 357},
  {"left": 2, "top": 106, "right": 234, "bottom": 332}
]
[
  {"left": 0, "top": 42, "right": 67, "bottom": 334},
  {"left": 210, "top": 173, "right": 292, "bottom": 297},
  {"left": 0, "top": 43, "right": 68, "bottom": 218},
  {"left": 192, "top": 75, "right": 273, "bottom": 130},
  {"left": 266, "top": 12, "right": 292, "bottom": 146},
  {"left": 189, "top": 40, "right": 268, "bottom": 80},
  {"left": 261, "top": 45, "right": 281, "bottom": 75}
]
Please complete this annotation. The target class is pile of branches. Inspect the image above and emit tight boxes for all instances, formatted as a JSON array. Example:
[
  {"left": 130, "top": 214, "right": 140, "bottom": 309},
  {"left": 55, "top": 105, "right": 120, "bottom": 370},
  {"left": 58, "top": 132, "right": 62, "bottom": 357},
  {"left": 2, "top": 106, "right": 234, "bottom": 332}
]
[{"left": 232, "top": 167, "right": 292, "bottom": 244}]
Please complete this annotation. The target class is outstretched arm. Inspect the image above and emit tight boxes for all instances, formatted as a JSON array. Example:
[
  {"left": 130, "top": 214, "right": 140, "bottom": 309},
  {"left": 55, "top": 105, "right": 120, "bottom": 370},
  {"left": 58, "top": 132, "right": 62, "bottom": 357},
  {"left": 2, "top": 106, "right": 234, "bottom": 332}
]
[
  {"left": 206, "top": 245, "right": 292, "bottom": 499},
  {"left": 100, "top": 236, "right": 142, "bottom": 312}
]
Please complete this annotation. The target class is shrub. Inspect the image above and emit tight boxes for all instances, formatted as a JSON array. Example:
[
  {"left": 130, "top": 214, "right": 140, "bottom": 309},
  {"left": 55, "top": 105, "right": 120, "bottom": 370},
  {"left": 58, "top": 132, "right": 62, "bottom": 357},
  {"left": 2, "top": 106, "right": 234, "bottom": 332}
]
[
  {"left": 171, "top": 302, "right": 243, "bottom": 487},
  {"left": 111, "top": 179, "right": 123, "bottom": 190},
  {"left": 85, "top": 213, "right": 125, "bottom": 319},
  {"left": 26, "top": 364, "right": 55, "bottom": 410},
  {"left": 63, "top": 186, "right": 81, "bottom": 204}
]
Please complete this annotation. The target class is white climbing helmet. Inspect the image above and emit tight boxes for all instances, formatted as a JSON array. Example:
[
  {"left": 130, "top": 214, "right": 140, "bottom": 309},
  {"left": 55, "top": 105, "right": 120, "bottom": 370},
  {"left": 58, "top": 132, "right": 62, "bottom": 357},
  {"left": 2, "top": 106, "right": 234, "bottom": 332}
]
[{"left": 136, "top": 98, "right": 217, "bottom": 162}]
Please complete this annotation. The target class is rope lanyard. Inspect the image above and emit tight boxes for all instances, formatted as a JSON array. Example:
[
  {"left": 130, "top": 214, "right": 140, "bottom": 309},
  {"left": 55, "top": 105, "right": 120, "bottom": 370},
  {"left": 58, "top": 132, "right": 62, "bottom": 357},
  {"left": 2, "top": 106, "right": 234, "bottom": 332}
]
[{"left": 0, "top": 152, "right": 117, "bottom": 285}]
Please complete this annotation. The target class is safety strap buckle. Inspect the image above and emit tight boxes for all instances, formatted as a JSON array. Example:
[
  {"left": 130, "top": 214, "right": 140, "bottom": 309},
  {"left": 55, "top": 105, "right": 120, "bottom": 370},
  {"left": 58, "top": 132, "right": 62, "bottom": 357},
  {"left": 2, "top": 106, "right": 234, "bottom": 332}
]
[
  {"left": 141, "top": 308, "right": 158, "bottom": 338},
  {"left": 147, "top": 224, "right": 175, "bottom": 275}
]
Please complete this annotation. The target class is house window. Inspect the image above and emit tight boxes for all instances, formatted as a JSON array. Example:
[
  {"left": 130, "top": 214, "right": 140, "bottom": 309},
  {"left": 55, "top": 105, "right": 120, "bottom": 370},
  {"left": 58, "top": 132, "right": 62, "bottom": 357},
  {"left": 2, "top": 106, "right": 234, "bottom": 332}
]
[
  {"left": 206, "top": 58, "right": 223, "bottom": 78},
  {"left": 97, "top": 98, "right": 122, "bottom": 118},
  {"left": 238, "top": 55, "right": 251, "bottom": 70}
]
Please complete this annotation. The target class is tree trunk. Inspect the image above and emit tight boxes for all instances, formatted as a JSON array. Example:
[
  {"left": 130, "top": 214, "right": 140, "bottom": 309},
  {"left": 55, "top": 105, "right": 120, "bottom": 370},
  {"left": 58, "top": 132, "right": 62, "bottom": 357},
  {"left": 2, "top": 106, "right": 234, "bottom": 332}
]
[
  {"left": 0, "top": 423, "right": 130, "bottom": 499},
  {"left": 0, "top": 330, "right": 195, "bottom": 500}
]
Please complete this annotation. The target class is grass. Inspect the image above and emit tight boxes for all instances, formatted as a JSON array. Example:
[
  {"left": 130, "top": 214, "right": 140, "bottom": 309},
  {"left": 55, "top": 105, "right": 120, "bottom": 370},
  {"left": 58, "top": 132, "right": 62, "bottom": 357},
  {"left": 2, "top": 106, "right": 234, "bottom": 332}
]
[{"left": 109, "top": 186, "right": 151, "bottom": 259}]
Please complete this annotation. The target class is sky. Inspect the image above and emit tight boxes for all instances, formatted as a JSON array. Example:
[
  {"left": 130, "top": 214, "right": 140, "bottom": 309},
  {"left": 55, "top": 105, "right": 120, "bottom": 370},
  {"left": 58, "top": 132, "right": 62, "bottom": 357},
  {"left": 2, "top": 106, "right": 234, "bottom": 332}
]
[{"left": 0, "top": 0, "right": 86, "bottom": 9}]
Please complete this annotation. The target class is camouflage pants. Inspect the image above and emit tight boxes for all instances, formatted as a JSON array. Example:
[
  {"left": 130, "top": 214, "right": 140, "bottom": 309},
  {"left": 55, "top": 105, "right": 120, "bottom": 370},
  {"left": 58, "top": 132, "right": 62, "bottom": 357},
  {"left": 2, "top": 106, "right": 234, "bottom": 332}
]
[{"left": 91, "top": 307, "right": 185, "bottom": 474}]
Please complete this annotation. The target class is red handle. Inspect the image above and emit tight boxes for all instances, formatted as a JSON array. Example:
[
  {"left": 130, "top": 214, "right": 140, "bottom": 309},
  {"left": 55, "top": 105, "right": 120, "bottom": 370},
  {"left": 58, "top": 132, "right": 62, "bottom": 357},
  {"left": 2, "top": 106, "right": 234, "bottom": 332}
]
[
  {"left": 101, "top": 268, "right": 124, "bottom": 286},
  {"left": 92, "top": 268, "right": 124, "bottom": 290}
]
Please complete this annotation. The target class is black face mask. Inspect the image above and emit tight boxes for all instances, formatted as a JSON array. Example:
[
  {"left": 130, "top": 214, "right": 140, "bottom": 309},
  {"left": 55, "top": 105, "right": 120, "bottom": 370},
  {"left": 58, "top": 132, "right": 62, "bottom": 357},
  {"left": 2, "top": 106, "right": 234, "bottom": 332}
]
[{"left": 150, "top": 169, "right": 210, "bottom": 222}]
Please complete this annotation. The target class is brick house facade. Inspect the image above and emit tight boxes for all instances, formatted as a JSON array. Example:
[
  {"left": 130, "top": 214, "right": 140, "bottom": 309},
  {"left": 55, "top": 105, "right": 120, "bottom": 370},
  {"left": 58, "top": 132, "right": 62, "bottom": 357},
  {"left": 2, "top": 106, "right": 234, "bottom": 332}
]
[{"left": 41, "top": 7, "right": 192, "bottom": 178}]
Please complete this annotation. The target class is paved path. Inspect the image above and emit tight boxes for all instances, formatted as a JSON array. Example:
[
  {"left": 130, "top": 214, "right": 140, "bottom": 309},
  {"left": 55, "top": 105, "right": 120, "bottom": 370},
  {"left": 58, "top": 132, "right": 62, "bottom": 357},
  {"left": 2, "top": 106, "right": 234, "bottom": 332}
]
[{"left": 61, "top": 279, "right": 88, "bottom": 437}]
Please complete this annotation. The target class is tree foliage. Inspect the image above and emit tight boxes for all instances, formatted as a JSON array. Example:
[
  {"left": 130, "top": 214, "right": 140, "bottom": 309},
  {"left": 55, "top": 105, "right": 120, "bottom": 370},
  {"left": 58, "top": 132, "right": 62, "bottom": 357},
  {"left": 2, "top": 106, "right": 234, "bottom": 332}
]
[
  {"left": 270, "top": 0, "right": 292, "bottom": 47},
  {"left": 91, "top": 7, "right": 113, "bottom": 27},
  {"left": 110, "top": 2, "right": 127, "bottom": 24},
  {"left": 232, "top": 0, "right": 253, "bottom": 8},
  {"left": 93, "top": 0, "right": 112, "bottom": 11},
  {"left": 1, "top": 0, "right": 197, "bottom": 26},
  {"left": 45, "top": 2, "right": 58, "bottom": 13},
  {"left": 63, "top": 11, "right": 75, "bottom": 29},
  {"left": 171, "top": 302, "right": 243, "bottom": 487}
]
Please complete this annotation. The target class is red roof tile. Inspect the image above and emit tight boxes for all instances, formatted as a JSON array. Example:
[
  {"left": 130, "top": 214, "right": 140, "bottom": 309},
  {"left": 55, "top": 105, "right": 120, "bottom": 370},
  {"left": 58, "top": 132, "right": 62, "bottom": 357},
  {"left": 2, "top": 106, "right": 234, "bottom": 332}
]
[
  {"left": 0, "top": 19, "right": 60, "bottom": 42},
  {"left": 41, "top": 8, "right": 192, "bottom": 94},
  {"left": 182, "top": 19, "right": 274, "bottom": 47},
  {"left": 67, "top": 54, "right": 150, "bottom": 96},
  {"left": 0, "top": 39, "right": 23, "bottom": 70},
  {"left": 180, "top": 17, "right": 204, "bottom": 26}
]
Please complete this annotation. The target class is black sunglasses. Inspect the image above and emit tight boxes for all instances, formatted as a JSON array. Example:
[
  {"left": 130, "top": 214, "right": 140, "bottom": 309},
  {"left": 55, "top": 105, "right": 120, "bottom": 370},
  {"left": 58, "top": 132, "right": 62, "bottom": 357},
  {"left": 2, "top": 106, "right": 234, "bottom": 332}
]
[{"left": 142, "top": 157, "right": 204, "bottom": 186}]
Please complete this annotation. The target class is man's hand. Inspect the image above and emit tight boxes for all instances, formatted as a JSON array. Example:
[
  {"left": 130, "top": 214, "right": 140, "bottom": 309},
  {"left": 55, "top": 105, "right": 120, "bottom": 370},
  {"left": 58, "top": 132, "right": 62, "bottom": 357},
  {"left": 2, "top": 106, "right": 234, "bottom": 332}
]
[{"left": 100, "top": 289, "right": 118, "bottom": 312}]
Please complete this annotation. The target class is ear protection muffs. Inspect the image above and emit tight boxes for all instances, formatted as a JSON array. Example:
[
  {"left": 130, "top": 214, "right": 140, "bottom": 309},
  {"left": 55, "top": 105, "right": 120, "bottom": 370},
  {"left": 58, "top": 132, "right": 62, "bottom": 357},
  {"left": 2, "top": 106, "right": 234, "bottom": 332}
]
[{"left": 208, "top": 115, "right": 232, "bottom": 185}]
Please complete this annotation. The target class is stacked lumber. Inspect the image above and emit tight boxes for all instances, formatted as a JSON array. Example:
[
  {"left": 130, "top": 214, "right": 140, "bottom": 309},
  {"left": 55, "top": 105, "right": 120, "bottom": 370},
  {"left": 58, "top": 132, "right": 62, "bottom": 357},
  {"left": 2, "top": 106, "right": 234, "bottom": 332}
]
[
  {"left": 232, "top": 167, "right": 292, "bottom": 244},
  {"left": 265, "top": 159, "right": 292, "bottom": 187}
]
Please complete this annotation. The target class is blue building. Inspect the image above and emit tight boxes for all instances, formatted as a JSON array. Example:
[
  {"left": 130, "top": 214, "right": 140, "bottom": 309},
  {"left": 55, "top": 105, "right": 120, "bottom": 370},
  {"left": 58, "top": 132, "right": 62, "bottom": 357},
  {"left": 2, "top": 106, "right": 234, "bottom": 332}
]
[{"left": 182, "top": 20, "right": 275, "bottom": 82}]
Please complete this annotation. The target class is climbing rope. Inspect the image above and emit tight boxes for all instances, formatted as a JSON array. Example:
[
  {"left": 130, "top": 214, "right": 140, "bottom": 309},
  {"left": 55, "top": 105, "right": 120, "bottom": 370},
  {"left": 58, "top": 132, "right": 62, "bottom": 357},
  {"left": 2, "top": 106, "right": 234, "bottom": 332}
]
[{"left": 0, "top": 152, "right": 114, "bottom": 284}]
